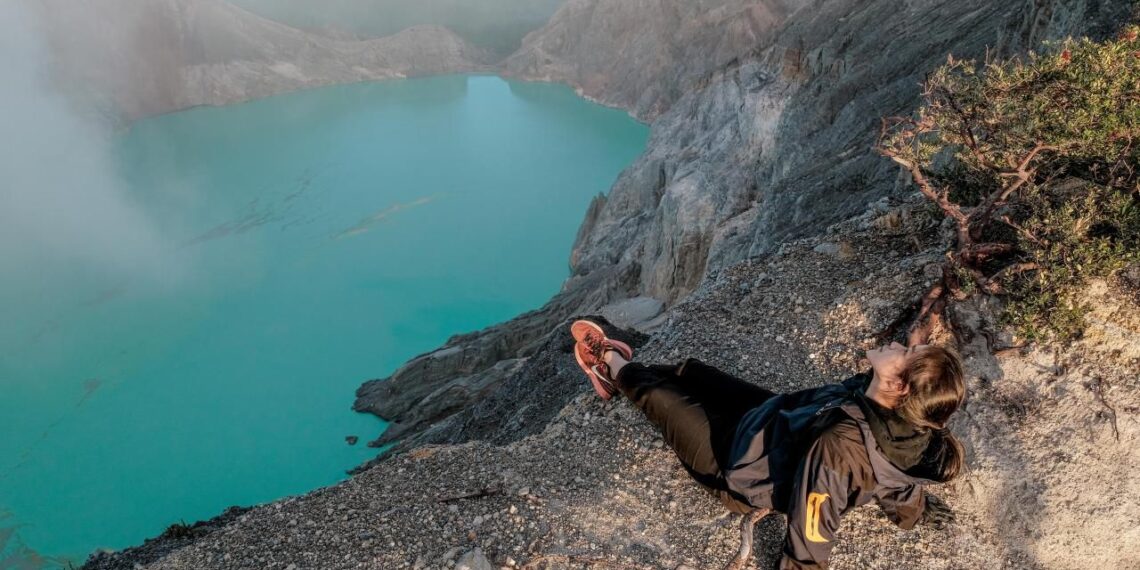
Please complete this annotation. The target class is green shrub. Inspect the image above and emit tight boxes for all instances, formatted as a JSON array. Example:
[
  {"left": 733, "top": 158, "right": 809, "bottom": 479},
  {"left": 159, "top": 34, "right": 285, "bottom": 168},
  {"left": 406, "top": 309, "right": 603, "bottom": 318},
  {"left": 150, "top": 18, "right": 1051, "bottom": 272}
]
[
  {"left": 1004, "top": 182, "right": 1140, "bottom": 340},
  {"left": 879, "top": 26, "right": 1140, "bottom": 343}
]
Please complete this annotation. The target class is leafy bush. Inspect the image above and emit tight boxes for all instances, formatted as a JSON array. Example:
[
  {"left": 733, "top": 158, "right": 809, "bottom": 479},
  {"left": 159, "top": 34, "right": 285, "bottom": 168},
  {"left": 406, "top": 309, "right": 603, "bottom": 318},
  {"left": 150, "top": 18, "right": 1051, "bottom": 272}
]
[{"left": 879, "top": 26, "right": 1140, "bottom": 343}]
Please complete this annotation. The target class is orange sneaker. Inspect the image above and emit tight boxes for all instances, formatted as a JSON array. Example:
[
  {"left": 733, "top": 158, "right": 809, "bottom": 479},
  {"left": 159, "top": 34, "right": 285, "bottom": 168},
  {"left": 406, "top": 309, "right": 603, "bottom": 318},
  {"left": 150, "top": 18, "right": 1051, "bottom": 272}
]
[{"left": 570, "top": 319, "right": 633, "bottom": 400}]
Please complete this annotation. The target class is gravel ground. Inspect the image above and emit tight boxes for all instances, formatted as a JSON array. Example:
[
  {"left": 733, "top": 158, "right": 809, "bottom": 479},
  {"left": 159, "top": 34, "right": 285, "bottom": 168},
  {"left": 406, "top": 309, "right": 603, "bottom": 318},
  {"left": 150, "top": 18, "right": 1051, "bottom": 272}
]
[{"left": 86, "top": 194, "right": 1140, "bottom": 570}]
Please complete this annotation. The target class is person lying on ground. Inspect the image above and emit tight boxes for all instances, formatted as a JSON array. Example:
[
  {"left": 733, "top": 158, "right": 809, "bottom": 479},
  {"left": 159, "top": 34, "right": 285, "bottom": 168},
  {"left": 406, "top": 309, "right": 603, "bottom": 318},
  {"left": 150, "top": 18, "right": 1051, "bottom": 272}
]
[{"left": 569, "top": 319, "right": 963, "bottom": 569}]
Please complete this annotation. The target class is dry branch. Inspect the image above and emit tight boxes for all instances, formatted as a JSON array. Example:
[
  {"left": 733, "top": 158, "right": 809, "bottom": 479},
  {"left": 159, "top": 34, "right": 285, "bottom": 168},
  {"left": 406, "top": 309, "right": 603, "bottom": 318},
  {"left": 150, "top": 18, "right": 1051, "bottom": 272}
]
[{"left": 436, "top": 487, "right": 500, "bottom": 503}]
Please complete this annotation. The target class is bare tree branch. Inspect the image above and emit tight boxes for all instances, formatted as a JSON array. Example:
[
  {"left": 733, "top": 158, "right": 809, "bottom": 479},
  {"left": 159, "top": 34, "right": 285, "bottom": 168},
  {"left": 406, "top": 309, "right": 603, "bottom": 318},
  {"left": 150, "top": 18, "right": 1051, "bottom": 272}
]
[
  {"left": 1000, "top": 215, "right": 1044, "bottom": 245},
  {"left": 936, "top": 83, "right": 1002, "bottom": 171},
  {"left": 880, "top": 146, "right": 972, "bottom": 248},
  {"left": 982, "top": 262, "right": 1041, "bottom": 293},
  {"left": 961, "top": 242, "right": 1016, "bottom": 262},
  {"left": 436, "top": 487, "right": 500, "bottom": 503}
]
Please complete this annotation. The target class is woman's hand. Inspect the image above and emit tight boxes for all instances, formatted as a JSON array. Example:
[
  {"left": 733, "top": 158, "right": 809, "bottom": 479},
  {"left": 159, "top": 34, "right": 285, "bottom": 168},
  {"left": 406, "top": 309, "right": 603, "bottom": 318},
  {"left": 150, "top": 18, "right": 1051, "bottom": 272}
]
[{"left": 920, "top": 493, "right": 955, "bottom": 529}]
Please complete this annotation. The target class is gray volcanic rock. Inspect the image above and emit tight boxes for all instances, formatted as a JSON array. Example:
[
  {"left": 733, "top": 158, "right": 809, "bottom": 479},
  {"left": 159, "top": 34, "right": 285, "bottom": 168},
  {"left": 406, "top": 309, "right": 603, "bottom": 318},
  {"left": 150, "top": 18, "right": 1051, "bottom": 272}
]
[
  {"left": 82, "top": 506, "right": 250, "bottom": 570},
  {"left": 599, "top": 295, "right": 667, "bottom": 331},
  {"left": 503, "top": 0, "right": 801, "bottom": 121},
  {"left": 454, "top": 548, "right": 493, "bottom": 570},
  {"left": 565, "top": 0, "right": 1132, "bottom": 306},
  {"left": 29, "top": 0, "right": 495, "bottom": 122},
  {"left": 352, "top": 263, "right": 649, "bottom": 455},
  {"left": 351, "top": 312, "right": 648, "bottom": 474}
]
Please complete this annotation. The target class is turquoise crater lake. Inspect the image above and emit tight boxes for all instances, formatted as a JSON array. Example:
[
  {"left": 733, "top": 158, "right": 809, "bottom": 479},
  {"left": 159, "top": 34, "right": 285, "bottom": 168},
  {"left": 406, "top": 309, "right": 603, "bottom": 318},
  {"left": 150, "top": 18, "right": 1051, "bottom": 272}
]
[{"left": 0, "top": 75, "right": 647, "bottom": 565}]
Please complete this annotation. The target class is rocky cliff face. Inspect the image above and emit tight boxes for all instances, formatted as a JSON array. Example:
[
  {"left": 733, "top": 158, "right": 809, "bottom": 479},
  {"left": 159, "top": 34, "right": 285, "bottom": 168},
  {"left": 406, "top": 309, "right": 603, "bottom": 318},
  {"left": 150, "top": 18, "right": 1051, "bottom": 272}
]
[
  {"left": 562, "top": 0, "right": 1131, "bottom": 306},
  {"left": 353, "top": 0, "right": 1132, "bottom": 450},
  {"left": 502, "top": 0, "right": 801, "bottom": 121},
  {"left": 30, "top": 0, "right": 494, "bottom": 122}
]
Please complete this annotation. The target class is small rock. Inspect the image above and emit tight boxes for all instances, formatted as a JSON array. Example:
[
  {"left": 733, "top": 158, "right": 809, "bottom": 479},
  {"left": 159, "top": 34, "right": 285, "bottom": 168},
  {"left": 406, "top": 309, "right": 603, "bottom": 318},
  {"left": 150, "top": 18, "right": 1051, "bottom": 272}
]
[
  {"left": 814, "top": 241, "right": 856, "bottom": 260},
  {"left": 455, "top": 548, "right": 494, "bottom": 570},
  {"left": 345, "top": 435, "right": 359, "bottom": 445},
  {"left": 440, "top": 547, "right": 463, "bottom": 563},
  {"left": 813, "top": 242, "right": 841, "bottom": 255}
]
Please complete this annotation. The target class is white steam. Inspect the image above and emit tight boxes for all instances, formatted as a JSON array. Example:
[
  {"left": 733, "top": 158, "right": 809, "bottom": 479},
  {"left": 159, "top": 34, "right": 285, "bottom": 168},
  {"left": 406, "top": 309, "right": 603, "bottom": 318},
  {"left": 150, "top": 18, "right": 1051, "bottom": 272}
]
[{"left": 0, "top": 1, "right": 167, "bottom": 293}]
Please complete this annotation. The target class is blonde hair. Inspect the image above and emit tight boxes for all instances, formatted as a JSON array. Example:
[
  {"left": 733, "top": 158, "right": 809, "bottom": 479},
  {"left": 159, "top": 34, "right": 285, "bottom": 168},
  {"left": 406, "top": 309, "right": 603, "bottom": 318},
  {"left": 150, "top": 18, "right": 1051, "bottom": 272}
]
[{"left": 897, "top": 346, "right": 966, "bottom": 480}]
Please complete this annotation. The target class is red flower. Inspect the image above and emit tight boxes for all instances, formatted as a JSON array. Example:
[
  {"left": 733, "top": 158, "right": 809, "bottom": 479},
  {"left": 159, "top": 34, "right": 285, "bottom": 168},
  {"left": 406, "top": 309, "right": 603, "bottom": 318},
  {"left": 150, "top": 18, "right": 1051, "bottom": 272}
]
[
  {"left": 1060, "top": 50, "right": 1071, "bottom": 63},
  {"left": 1125, "top": 29, "right": 1139, "bottom": 42}
]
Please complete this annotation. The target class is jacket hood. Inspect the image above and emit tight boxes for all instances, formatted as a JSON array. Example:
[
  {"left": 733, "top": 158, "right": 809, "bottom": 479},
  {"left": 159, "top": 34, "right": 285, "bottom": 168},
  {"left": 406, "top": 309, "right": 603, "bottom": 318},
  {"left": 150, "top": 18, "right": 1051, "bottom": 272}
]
[
  {"left": 851, "top": 380, "right": 932, "bottom": 471},
  {"left": 904, "top": 430, "right": 957, "bottom": 483},
  {"left": 837, "top": 401, "right": 952, "bottom": 485}
]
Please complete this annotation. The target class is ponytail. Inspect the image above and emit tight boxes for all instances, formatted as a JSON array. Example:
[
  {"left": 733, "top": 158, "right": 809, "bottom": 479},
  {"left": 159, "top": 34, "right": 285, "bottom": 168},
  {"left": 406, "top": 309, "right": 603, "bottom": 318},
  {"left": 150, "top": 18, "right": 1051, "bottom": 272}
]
[
  {"left": 931, "top": 429, "right": 965, "bottom": 481},
  {"left": 897, "top": 346, "right": 967, "bottom": 481}
]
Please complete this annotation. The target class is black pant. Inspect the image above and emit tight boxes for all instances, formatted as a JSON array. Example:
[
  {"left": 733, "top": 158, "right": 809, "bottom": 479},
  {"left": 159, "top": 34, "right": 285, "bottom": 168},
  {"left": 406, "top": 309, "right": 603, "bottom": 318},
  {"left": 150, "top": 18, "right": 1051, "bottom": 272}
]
[{"left": 614, "top": 358, "right": 776, "bottom": 512}]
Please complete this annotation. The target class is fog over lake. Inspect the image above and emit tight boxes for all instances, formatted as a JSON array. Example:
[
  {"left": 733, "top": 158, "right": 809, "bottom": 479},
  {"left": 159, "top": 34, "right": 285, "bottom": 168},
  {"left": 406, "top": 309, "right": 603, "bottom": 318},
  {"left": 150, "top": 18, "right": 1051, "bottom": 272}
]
[{"left": 0, "top": 74, "right": 646, "bottom": 565}]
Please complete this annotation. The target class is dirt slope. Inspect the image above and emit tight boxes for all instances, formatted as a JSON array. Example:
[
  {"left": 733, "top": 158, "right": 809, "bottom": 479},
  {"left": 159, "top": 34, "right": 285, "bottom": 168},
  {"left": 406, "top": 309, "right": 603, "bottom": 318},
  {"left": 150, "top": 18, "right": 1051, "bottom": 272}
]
[{"left": 88, "top": 194, "right": 1140, "bottom": 569}]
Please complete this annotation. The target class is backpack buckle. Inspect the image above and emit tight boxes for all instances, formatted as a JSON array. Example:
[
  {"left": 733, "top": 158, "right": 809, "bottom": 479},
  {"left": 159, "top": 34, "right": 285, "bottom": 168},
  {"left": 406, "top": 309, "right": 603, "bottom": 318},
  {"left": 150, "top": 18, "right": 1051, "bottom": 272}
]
[{"left": 815, "top": 398, "right": 844, "bottom": 416}]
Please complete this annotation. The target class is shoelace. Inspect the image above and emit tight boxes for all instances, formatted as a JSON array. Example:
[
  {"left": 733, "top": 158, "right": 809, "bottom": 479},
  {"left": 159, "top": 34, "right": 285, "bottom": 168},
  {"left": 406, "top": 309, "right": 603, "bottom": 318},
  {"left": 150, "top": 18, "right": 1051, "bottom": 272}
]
[
  {"left": 582, "top": 333, "right": 606, "bottom": 359},
  {"left": 583, "top": 333, "right": 621, "bottom": 383}
]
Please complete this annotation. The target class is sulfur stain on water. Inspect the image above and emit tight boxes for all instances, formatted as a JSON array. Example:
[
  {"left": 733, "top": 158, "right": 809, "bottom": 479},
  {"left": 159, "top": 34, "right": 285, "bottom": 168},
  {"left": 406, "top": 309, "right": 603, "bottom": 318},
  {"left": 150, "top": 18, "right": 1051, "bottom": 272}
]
[{"left": 334, "top": 194, "right": 441, "bottom": 240}]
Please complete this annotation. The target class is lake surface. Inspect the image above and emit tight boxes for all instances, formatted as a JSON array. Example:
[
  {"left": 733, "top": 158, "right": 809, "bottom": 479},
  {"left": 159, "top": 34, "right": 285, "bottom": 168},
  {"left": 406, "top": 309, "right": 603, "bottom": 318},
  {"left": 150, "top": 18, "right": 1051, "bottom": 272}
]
[{"left": 0, "top": 75, "right": 647, "bottom": 566}]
